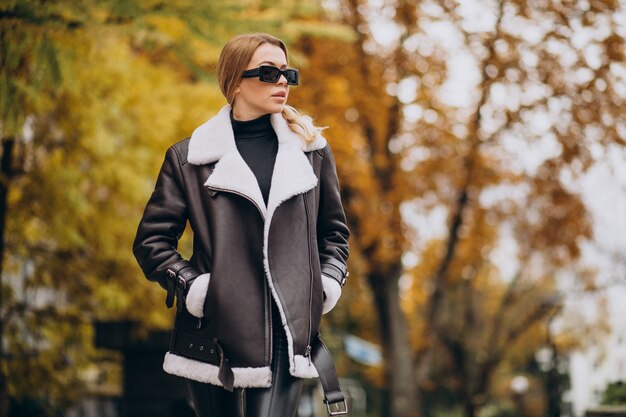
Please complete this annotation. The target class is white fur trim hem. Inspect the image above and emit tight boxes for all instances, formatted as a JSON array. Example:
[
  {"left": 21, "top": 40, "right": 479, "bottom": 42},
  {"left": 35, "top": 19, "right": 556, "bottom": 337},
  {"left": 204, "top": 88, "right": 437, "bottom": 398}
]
[
  {"left": 185, "top": 273, "right": 211, "bottom": 318},
  {"left": 163, "top": 353, "right": 272, "bottom": 388},
  {"left": 322, "top": 274, "right": 342, "bottom": 315},
  {"left": 292, "top": 354, "right": 319, "bottom": 378}
]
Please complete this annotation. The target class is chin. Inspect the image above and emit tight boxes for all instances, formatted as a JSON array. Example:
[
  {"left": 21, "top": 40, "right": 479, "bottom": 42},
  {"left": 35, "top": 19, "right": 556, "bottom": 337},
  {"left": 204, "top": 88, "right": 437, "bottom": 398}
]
[{"left": 268, "top": 104, "right": 285, "bottom": 114}]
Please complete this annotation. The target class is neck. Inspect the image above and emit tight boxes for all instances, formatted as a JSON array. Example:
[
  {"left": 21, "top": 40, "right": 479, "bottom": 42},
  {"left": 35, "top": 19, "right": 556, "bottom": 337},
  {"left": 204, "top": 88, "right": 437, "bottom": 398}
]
[
  {"left": 230, "top": 111, "right": 273, "bottom": 139},
  {"left": 232, "top": 103, "right": 283, "bottom": 121},
  {"left": 232, "top": 107, "right": 264, "bottom": 121}
]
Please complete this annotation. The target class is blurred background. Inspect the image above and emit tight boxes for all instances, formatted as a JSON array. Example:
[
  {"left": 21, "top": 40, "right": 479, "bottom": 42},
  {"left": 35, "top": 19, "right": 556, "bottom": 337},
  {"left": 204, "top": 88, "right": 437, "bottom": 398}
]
[{"left": 1, "top": 0, "right": 625, "bottom": 416}]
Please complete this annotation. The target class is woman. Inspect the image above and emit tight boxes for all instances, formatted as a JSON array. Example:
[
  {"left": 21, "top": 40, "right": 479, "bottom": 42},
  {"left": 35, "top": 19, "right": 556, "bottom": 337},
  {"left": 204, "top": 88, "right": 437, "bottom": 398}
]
[{"left": 132, "top": 33, "right": 350, "bottom": 417}]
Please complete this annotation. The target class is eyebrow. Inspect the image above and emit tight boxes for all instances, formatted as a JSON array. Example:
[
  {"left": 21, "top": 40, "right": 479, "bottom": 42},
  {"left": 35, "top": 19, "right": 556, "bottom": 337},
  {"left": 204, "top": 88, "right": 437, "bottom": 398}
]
[{"left": 257, "top": 60, "right": 287, "bottom": 69}]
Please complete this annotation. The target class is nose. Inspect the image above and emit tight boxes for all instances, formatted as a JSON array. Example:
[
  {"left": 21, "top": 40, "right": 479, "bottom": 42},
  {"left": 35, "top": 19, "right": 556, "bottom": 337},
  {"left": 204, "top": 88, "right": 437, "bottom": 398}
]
[{"left": 277, "top": 74, "right": 288, "bottom": 85}]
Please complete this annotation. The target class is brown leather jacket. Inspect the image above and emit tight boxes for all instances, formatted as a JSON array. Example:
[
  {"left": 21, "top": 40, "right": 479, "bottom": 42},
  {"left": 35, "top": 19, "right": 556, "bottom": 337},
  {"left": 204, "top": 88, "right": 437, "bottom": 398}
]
[{"left": 132, "top": 106, "right": 349, "bottom": 389}]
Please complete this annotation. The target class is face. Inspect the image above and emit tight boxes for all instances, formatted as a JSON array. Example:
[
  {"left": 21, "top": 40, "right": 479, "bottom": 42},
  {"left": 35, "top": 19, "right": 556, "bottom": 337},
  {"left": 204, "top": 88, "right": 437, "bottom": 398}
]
[{"left": 232, "top": 43, "right": 290, "bottom": 121}]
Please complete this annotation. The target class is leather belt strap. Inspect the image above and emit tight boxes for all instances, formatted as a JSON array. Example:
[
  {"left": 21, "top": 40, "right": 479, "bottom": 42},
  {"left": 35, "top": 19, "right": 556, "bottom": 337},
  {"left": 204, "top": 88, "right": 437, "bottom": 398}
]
[
  {"left": 311, "top": 335, "right": 348, "bottom": 415},
  {"left": 165, "top": 261, "right": 200, "bottom": 312},
  {"left": 171, "top": 330, "right": 234, "bottom": 392},
  {"left": 165, "top": 278, "right": 175, "bottom": 308},
  {"left": 321, "top": 259, "right": 349, "bottom": 287},
  {"left": 215, "top": 340, "right": 235, "bottom": 392}
]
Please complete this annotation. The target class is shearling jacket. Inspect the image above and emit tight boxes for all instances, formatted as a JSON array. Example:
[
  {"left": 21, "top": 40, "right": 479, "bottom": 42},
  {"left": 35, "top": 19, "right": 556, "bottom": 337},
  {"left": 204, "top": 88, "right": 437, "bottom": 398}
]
[{"left": 132, "top": 105, "right": 350, "bottom": 389}]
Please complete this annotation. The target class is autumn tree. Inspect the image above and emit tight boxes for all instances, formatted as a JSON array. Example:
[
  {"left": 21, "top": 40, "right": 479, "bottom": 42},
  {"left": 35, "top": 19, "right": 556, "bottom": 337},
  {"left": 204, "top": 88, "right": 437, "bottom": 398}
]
[
  {"left": 292, "top": 0, "right": 625, "bottom": 416},
  {"left": 291, "top": 21, "right": 423, "bottom": 417}
]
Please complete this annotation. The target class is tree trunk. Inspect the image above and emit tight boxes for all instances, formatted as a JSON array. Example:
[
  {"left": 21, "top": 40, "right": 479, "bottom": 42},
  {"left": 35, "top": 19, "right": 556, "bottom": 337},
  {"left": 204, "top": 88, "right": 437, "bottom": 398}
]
[
  {"left": 463, "top": 400, "right": 476, "bottom": 417},
  {"left": 0, "top": 137, "right": 15, "bottom": 417},
  {"left": 370, "top": 271, "right": 420, "bottom": 417},
  {"left": 546, "top": 340, "right": 562, "bottom": 417}
]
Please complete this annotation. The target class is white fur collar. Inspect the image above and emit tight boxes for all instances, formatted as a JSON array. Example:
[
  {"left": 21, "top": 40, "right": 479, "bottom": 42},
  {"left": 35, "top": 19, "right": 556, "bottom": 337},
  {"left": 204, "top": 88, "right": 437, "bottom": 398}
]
[
  {"left": 187, "top": 105, "right": 327, "bottom": 218},
  {"left": 188, "top": 105, "right": 326, "bottom": 165}
]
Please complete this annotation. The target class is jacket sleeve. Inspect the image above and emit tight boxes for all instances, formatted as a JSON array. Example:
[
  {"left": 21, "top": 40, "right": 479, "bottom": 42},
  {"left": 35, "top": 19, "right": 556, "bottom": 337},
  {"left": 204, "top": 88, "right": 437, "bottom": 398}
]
[
  {"left": 317, "top": 144, "right": 350, "bottom": 288},
  {"left": 132, "top": 146, "right": 201, "bottom": 308}
]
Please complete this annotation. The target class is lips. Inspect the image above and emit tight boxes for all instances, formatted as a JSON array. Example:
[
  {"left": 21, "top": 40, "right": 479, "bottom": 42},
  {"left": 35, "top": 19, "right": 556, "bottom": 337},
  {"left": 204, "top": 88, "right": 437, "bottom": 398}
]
[{"left": 272, "top": 90, "right": 287, "bottom": 98}]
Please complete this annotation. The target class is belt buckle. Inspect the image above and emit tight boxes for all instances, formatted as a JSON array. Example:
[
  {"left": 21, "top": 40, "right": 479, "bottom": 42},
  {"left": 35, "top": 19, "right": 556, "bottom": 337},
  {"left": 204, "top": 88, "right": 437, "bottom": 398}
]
[{"left": 325, "top": 399, "right": 348, "bottom": 416}]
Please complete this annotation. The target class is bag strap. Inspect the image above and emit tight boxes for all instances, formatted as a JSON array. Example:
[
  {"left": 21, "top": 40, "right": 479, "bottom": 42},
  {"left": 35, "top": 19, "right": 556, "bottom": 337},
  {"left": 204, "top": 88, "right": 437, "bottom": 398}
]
[{"left": 311, "top": 335, "right": 348, "bottom": 415}]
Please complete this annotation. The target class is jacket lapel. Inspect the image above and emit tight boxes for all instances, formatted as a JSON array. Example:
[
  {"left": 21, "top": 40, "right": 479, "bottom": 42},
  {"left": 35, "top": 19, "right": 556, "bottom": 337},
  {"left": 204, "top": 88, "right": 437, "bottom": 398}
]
[
  {"left": 266, "top": 113, "right": 320, "bottom": 222},
  {"left": 188, "top": 106, "right": 267, "bottom": 217},
  {"left": 187, "top": 105, "right": 327, "bottom": 221}
]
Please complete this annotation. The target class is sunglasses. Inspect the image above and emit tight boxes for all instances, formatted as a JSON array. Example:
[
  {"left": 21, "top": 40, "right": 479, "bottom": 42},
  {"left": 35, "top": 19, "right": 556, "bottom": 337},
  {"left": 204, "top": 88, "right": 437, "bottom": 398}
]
[{"left": 241, "top": 65, "right": 299, "bottom": 85}]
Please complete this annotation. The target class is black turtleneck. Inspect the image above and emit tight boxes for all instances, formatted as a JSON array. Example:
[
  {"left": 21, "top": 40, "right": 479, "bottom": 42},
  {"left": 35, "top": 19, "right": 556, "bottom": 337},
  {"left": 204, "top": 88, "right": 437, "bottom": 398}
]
[{"left": 231, "top": 112, "right": 278, "bottom": 206}]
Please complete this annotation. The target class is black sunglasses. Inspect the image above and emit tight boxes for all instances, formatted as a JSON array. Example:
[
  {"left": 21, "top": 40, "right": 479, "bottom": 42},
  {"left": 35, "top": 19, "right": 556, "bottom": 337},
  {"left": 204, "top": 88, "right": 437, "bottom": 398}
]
[{"left": 241, "top": 65, "right": 299, "bottom": 85}]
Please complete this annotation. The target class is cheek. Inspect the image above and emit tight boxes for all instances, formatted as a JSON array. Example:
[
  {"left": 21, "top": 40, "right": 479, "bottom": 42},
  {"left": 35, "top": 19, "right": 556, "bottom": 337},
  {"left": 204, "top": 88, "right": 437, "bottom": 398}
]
[
  {"left": 244, "top": 83, "right": 264, "bottom": 99},
  {"left": 252, "top": 84, "right": 266, "bottom": 97}
]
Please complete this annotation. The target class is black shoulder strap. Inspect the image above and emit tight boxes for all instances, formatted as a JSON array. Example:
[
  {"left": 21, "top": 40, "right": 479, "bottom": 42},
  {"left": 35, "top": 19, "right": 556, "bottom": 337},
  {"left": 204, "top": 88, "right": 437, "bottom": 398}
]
[{"left": 312, "top": 335, "right": 348, "bottom": 415}]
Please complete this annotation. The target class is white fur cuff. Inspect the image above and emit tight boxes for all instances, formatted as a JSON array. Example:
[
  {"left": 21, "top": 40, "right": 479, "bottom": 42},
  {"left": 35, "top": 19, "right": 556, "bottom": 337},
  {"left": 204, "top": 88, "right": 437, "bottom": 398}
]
[
  {"left": 163, "top": 353, "right": 272, "bottom": 388},
  {"left": 322, "top": 274, "right": 342, "bottom": 314},
  {"left": 185, "top": 273, "right": 211, "bottom": 318}
]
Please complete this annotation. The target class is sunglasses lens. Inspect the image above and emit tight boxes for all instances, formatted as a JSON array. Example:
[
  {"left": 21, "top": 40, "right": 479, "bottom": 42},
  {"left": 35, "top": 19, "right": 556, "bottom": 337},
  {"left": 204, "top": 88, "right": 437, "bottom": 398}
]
[
  {"left": 285, "top": 69, "right": 298, "bottom": 85},
  {"left": 260, "top": 66, "right": 281, "bottom": 82}
]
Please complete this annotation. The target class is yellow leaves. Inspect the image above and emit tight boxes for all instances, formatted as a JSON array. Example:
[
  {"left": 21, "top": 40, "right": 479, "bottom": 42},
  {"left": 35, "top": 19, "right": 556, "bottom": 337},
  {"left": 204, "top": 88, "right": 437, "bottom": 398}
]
[
  {"left": 283, "top": 21, "right": 357, "bottom": 42},
  {"left": 143, "top": 14, "right": 189, "bottom": 44},
  {"left": 324, "top": 76, "right": 354, "bottom": 108},
  {"left": 5, "top": 8, "right": 227, "bottom": 330},
  {"left": 188, "top": 37, "right": 223, "bottom": 67},
  {"left": 95, "top": 283, "right": 133, "bottom": 318}
]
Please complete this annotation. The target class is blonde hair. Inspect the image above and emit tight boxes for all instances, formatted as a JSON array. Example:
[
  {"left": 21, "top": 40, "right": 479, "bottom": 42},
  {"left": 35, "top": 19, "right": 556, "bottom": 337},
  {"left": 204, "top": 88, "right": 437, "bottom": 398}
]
[{"left": 216, "top": 33, "right": 322, "bottom": 143}]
